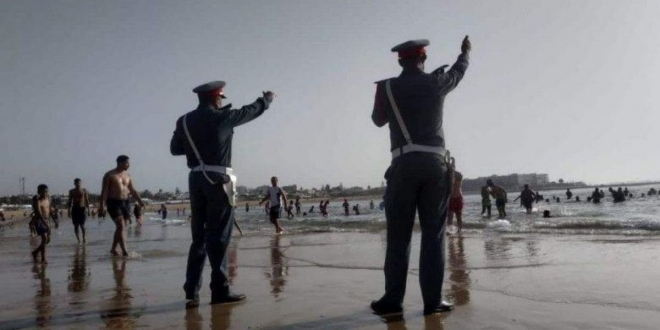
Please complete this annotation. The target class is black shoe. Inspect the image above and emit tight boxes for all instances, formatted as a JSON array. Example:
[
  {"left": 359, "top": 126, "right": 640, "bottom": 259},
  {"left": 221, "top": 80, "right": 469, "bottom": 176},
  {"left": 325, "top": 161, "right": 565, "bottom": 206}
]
[
  {"left": 371, "top": 299, "right": 403, "bottom": 316},
  {"left": 423, "top": 301, "right": 454, "bottom": 315},
  {"left": 211, "top": 292, "right": 247, "bottom": 305}
]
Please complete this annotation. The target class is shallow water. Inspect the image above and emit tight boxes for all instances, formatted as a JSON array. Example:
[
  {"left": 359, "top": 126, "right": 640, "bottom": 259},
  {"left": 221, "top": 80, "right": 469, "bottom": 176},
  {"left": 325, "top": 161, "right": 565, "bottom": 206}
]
[{"left": 232, "top": 184, "right": 660, "bottom": 236}]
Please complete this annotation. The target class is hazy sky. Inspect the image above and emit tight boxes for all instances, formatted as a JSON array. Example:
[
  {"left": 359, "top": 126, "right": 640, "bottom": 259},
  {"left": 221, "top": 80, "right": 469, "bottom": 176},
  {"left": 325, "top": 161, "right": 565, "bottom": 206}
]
[{"left": 2, "top": 0, "right": 659, "bottom": 195}]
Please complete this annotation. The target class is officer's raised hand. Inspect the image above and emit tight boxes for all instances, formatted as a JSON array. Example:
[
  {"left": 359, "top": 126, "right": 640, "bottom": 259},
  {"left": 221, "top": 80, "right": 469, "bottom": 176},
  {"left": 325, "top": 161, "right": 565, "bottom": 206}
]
[
  {"left": 461, "top": 36, "right": 471, "bottom": 54},
  {"left": 263, "top": 91, "right": 277, "bottom": 102}
]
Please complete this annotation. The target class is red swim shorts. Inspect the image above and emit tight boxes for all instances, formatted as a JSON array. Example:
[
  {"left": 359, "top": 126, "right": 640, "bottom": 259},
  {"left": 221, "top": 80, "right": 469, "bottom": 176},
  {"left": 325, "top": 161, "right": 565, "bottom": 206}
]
[{"left": 448, "top": 196, "right": 464, "bottom": 212}]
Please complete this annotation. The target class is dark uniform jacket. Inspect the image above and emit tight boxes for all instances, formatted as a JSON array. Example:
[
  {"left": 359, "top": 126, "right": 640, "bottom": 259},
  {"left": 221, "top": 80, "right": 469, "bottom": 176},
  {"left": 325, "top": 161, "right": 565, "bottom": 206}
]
[
  {"left": 170, "top": 98, "right": 271, "bottom": 168},
  {"left": 371, "top": 53, "right": 469, "bottom": 152}
]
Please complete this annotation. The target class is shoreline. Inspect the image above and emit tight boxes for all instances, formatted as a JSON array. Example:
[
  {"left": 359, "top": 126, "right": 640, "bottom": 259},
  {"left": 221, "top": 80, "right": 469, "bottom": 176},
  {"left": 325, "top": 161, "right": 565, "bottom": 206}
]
[{"left": 1, "top": 220, "right": 660, "bottom": 329}]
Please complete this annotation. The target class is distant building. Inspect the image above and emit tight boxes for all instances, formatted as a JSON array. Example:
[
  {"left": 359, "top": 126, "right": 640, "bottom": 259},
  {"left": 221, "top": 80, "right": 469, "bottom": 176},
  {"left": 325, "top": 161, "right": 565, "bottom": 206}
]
[
  {"left": 463, "top": 173, "right": 551, "bottom": 191},
  {"left": 236, "top": 186, "right": 249, "bottom": 194},
  {"left": 281, "top": 185, "right": 298, "bottom": 194}
]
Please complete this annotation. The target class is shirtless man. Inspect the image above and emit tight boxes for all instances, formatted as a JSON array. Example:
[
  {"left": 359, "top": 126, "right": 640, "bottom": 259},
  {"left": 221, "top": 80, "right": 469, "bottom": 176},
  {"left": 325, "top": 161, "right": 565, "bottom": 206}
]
[
  {"left": 447, "top": 170, "right": 464, "bottom": 233},
  {"left": 487, "top": 179, "right": 508, "bottom": 218},
  {"left": 99, "top": 155, "right": 145, "bottom": 256},
  {"left": 514, "top": 184, "right": 537, "bottom": 214},
  {"left": 67, "top": 178, "right": 90, "bottom": 244},
  {"left": 31, "top": 184, "right": 51, "bottom": 263}
]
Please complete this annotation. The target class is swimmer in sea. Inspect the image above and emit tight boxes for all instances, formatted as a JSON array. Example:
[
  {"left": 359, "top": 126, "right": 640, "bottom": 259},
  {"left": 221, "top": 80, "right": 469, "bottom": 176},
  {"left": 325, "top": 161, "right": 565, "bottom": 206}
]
[
  {"left": 513, "top": 184, "right": 537, "bottom": 214},
  {"left": 447, "top": 170, "right": 464, "bottom": 232}
]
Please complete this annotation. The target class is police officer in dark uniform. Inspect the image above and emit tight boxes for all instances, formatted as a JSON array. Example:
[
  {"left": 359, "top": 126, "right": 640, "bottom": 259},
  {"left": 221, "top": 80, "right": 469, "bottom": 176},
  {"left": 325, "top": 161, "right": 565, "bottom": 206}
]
[
  {"left": 370, "top": 36, "right": 470, "bottom": 316},
  {"left": 170, "top": 80, "right": 276, "bottom": 307}
]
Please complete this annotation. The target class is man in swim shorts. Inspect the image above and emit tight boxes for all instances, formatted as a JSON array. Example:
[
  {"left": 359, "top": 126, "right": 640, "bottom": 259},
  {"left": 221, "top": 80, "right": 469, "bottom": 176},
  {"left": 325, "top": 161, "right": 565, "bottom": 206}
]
[
  {"left": 99, "top": 155, "right": 145, "bottom": 257},
  {"left": 487, "top": 179, "right": 508, "bottom": 218},
  {"left": 67, "top": 178, "right": 90, "bottom": 244}
]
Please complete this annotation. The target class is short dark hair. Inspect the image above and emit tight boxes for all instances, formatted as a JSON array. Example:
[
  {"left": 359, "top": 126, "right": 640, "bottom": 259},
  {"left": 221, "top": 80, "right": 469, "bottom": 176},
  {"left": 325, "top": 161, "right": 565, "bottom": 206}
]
[
  {"left": 116, "top": 155, "right": 129, "bottom": 163},
  {"left": 74, "top": 178, "right": 81, "bottom": 183},
  {"left": 37, "top": 184, "right": 48, "bottom": 193}
]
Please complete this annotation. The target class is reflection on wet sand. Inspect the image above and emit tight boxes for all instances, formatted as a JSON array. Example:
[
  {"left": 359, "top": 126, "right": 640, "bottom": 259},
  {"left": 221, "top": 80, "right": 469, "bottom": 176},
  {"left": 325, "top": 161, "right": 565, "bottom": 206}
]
[
  {"left": 484, "top": 236, "right": 512, "bottom": 261},
  {"left": 100, "top": 258, "right": 136, "bottom": 328},
  {"left": 185, "top": 307, "right": 203, "bottom": 330},
  {"left": 68, "top": 245, "right": 90, "bottom": 294},
  {"left": 447, "top": 235, "right": 470, "bottom": 305},
  {"left": 228, "top": 241, "right": 238, "bottom": 285},
  {"left": 211, "top": 304, "right": 241, "bottom": 330},
  {"left": 32, "top": 264, "right": 52, "bottom": 327},
  {"left": 266, "top": 235, "right": 288, "bottom": 296}
]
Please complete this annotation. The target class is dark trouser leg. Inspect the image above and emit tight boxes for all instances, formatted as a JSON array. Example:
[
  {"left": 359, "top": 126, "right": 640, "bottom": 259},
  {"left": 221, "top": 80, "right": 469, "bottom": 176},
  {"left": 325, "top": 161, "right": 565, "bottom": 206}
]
[
  {"left": 382, "top": 162, "right": 418, "bottom": 305},
  {"left": 417, "top": 163, "right": 449, "bottom": 308},
  {"left": 184, "top": 174, "right": 208, "bottom": 300},
  {"left": 202, "top": 181, "right": 234, "bottom": 301}
]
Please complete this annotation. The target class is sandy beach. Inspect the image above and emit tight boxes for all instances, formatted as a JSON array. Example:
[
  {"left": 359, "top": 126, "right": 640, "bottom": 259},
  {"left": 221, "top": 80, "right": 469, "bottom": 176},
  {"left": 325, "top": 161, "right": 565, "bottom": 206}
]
[{"left": 1, "top": 211, "right": 659, "bottom": 330}]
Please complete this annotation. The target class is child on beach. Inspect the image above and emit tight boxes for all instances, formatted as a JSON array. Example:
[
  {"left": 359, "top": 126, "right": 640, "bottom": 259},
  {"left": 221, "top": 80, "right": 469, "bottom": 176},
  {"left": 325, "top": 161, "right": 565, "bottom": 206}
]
[{"left": 30, "top": 184, "right": 51, "bottom": 263}]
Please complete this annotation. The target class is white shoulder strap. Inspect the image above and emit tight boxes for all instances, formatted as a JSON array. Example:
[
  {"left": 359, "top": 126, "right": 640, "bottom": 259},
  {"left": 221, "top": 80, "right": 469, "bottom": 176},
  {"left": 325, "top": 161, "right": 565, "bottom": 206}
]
[
  {"left": 183, "top": 115, "right": 218, "bottom": 185},
  {"left": 385, "top": 79, "right": 413, "bottom": 145}
]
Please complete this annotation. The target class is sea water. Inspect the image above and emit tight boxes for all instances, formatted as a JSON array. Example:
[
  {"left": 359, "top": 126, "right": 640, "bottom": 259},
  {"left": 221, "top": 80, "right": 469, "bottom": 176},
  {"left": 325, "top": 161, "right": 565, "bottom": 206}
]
[{"left": 141, "top": 184, "right": 660, "bottom": 236}]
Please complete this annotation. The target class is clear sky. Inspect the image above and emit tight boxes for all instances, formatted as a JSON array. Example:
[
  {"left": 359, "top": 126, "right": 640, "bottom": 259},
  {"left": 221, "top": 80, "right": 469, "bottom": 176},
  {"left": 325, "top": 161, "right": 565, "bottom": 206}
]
[{"left": 1, "top": 0, "right": 659, "bottom": 195}]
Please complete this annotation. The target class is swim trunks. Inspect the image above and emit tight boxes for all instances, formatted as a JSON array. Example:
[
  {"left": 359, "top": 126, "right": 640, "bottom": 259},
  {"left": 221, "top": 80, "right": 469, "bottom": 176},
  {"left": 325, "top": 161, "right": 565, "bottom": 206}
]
[
  {"left": 34, "top": 218, "right": 49, "bottom": 236},
  {"left": 495, "top": 198, "right": 506, "bottom": 208},
  {"left": 481, "top": 198, "right": 491, "bottom": 207},
  {"left": 522, "top": 200, "right": 533, "bottom": 209},
  {"left": 448, "top": 196, "right": 464, "bottom": 212},
  {"left": 269, "top": 205, "right": 281, "bottom": 219},
  {"left": 71, "top": 206, "right": 87, "bottom": 225},
  {"left": 106, "top": 199, "right": 131, "bottom": 220}
]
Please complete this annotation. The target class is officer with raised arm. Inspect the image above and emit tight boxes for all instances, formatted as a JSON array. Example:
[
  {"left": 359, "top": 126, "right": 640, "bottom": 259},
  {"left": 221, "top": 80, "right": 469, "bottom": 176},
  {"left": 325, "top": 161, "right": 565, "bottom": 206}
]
[
  {"left": 370, "top": 36, "right": 470, "bottom": 316},
  {"left": 170, "top": 80, "right": 276, "bottom": 308}
]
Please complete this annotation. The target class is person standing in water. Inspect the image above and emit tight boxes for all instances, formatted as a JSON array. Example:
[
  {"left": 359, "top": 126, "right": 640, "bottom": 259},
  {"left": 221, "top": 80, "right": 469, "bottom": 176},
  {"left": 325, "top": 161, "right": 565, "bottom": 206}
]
[
  {"left": 480, "top": 184, "right": 492, "bottom": 217},
  {"left": 342, "top": 199, "right": 350, "bottom": 216},
  {"left": 259, "top": 176, "right": 287, "bottom": 234},
  {"left": 566, "top": 188, "right": 573, "bottom": 200},
  {"left": 67, "top": 178, "right": 90, "bottom": 244},
  {"left": 447, "top": 170, "right": 464, "bottom": 233},
  {"left": 487, "top": 179, "right": 507, "bottom": 218},
  {"left": 514, "top": 184, "right": 537, "bottom": 214}
]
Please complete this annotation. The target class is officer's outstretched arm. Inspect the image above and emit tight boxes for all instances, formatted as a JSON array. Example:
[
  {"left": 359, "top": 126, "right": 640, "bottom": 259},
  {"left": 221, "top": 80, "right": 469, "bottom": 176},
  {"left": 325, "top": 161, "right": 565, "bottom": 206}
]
[
  {"left": 227, "top": 92, "right": 275, "bottom": 127},
  {"left": 435, "top": 36, "right": 471, "bottom": 95}
]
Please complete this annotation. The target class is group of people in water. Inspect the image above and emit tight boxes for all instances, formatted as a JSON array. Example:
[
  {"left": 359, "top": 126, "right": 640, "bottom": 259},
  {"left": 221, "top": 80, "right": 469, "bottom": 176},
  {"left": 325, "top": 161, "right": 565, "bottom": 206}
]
[{"left": 245, "top": 176, "right": 380, "bottom": 233}]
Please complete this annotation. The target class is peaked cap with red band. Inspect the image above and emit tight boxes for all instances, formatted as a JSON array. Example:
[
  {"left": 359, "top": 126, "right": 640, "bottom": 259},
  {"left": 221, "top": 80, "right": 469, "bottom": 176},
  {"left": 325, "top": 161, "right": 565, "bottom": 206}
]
[
  {"left": 192, "top": 80, "right": 227, "bottom": 98},
  {"left": 391, "top": 39, "right": 429, "bottom": 59}
]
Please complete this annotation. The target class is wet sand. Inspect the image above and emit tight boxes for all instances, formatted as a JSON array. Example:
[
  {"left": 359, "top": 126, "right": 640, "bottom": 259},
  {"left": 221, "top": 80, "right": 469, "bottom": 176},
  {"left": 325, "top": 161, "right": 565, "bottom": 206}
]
[{"left": 1, "top": 217, "right": 660, "bottom": 329}]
